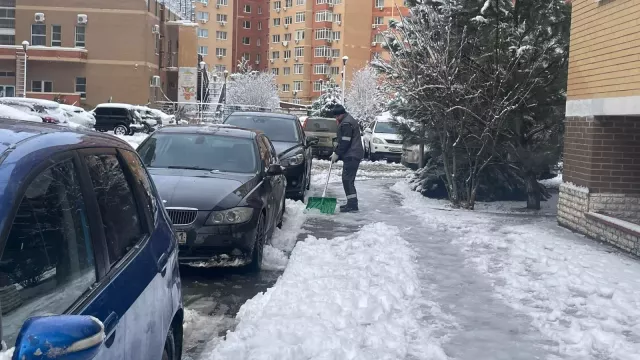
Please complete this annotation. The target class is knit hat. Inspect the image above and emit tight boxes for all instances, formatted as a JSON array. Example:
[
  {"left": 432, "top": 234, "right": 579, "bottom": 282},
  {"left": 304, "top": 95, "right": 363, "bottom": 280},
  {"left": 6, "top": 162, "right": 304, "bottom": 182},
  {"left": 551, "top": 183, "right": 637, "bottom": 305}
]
[{"left": 331, "top": 104, "right": 347, "bottom": 116}]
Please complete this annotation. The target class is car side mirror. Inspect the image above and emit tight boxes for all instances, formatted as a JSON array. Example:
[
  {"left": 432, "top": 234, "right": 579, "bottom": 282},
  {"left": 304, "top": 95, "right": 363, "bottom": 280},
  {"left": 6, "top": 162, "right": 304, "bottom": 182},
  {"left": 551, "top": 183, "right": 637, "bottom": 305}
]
[
  {"left": 266, "top": 164, "right": 284, "bottom": 176},
  {"left": 13, "top": 315, "right": 104, "bottom": 360},
  {"left": 306, "top": 136, "right": 319, "bottom": 147}
]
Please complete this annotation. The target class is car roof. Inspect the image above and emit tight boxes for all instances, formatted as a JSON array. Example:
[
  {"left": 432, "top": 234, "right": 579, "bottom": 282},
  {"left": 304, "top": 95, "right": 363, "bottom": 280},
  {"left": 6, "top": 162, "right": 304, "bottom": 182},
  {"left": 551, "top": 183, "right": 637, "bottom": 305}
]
[
  {"left": 95, "top": 103, "right": 135, "bottom": 109},
  {"left": 0, "top": 97, "right": 60, "bottom": 108},
  {"left": 153, "top": 124, "right": 259, "bottom": 139},
  {"left": 227, "top": 111, "right": 298, "bottom": 120}
]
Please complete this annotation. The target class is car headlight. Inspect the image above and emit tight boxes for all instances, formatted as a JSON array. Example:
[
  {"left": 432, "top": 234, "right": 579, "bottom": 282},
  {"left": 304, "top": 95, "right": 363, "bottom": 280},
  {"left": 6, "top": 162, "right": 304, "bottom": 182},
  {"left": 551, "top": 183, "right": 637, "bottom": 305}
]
[
  {"left": 372, "top": 137, "right": 385, "bottom": 144},
  {"left": 205, "top": 207, "right": 253, "bottom": 225},
  {"left": 281, "top": 153, "right": 304, "bottom": 167}
]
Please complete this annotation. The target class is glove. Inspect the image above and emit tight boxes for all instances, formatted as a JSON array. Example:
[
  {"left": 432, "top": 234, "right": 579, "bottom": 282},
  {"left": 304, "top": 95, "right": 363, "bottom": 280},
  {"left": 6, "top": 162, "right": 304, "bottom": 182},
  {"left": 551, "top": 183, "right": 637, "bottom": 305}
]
[{"left": 330, "top": 152, "right": 339, "bottom": 163}]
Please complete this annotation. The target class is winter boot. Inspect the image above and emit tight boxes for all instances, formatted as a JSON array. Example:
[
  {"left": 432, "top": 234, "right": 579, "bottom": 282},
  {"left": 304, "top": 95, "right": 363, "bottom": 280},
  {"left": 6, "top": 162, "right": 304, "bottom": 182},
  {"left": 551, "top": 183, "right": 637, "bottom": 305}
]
[{"left": 340, "top": 199, "right": 359, "bottom": 213}]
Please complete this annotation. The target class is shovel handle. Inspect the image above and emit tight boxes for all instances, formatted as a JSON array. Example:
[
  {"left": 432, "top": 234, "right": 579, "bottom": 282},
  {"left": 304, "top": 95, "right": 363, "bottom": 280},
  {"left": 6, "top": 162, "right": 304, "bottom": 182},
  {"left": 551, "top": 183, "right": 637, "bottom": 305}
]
[{"left": 322, "top": 160, "right": 332, "bottom": 198}]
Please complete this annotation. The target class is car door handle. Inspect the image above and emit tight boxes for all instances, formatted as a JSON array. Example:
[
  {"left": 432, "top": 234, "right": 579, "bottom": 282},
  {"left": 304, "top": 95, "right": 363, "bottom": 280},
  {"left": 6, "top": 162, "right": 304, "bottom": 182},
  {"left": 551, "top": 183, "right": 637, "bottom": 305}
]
[
  {"left": 103, "top": 311, "right": 119, "bottom": 348},
  {"left": 157, "top": 252, "right": 169, "bottom": 277}
]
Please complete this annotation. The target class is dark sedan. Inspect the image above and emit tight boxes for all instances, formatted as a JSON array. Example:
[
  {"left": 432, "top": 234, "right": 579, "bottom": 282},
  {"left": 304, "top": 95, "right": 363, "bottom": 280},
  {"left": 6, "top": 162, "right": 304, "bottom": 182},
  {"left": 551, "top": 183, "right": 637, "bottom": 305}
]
[
  {"left": 136, "top": 125, "right": 286, "bottom": 271},
  {"left": 224, "top": 112, "right": 318, "bottom": 200}
]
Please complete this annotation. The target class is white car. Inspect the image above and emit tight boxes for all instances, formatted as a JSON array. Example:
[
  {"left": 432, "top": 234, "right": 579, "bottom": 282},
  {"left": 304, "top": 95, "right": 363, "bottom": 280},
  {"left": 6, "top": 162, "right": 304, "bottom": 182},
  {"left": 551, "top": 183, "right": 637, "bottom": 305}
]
[
  {"left": 0, "top": 103, "right": 43, "bottom": 123},
  {"left": 0, "top": 97, "right": 67, "bottom": 124},
  {"left": 362, "top": 119, "right": 403, "bottom": 162},
  {"left": 59, "top": 104, "right": 96, "bottom": 128}
]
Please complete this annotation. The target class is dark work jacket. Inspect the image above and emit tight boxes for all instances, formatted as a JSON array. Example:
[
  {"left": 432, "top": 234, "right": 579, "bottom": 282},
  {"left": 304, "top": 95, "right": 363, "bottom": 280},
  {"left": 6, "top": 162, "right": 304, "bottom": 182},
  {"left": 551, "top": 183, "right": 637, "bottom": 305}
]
[{"left": 335, "top": 113, "right": 364, "bottom": 160}]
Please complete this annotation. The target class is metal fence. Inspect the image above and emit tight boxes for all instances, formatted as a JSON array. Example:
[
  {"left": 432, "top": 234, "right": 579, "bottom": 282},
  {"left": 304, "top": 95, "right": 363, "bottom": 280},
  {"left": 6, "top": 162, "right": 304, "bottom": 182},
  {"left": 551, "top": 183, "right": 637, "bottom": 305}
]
[{"left": 153, "top": 101, "right": 310, "bottom": 124}]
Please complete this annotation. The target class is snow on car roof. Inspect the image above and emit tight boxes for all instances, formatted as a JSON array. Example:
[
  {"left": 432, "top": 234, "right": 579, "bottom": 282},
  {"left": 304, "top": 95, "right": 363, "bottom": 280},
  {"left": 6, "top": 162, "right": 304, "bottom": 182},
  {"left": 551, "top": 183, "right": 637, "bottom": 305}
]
[
  {"left": 0, "top": 97, "right": 61, "bottom": 108},
  {"left": 0, "top": 104, "right": 43, "bottom": 122},
  {"left": 95, "top": 103, "right": 136, "bottom": 109}
]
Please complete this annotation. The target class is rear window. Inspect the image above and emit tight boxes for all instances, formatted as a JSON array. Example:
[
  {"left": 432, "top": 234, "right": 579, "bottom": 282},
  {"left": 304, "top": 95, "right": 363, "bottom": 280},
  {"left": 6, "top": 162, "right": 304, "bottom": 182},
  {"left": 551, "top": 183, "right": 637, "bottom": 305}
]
[
  {"left": 225, "top": 115, "right": 299, "bottom": 143},
  {"left": 304, "top": 118, "right": 337, "bottom": 133},
  {"left": 94, "top": 108, "right": 111, "bottom": 116}
]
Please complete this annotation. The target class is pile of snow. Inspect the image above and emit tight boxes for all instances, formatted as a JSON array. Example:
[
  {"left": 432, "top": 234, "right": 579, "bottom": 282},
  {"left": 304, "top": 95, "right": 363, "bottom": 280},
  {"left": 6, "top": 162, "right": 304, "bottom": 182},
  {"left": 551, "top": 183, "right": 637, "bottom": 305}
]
[
  {"left": 210, "top": 222, "right": 439, "bottom": 360},
  {"left": 0, "top": 103, "right": 42, "bottom": 122},
  {"left": 183, "top": 309, "right": 235, "bottom": 357},
  {"left": 110, "top": 132, "right": 149, "bottom": 149},
  {"left": 393, "top": 181, "right": 640, "bottom": 359},
  {"left": 311, "top": 159, "right": 411, "bottom": 186},
  {"left": 539, "top": 173, "right": 562, "bottom": 189},
  {"left": 262, "top": 199, "right": 307, "bottom": 271}
]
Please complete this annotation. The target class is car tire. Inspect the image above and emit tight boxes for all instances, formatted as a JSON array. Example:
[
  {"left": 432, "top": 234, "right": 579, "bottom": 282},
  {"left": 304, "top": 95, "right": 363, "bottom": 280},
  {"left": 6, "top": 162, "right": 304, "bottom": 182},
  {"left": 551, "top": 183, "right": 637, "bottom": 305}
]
[
  {"left": 161, "top": 328, "right": 176, "bottom": 360},
  {"left": 248, "top": 214, "right": 266, "bottom": 272},
  {"left": 277, "top": 197, "right": 285, "bottom": 229},
  {"left": 142, "top": 123, "right": 153, "bottom": 134},
  {"left": 113, "top": 124, "right": 129, "bottom": 136},
  {"left": 370, "top": 152, "right": 377, "bottom": 162}
]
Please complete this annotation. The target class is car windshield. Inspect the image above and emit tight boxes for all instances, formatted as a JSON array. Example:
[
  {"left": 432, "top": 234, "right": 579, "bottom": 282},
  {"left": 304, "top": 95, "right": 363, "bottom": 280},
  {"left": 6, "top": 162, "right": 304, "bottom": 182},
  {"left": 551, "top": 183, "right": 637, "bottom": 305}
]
[
  {"left": 225, "top": 115, "right": 299, "bottom": 142},
  {"left": 374, "top": 122, "right": 398, "bottom": 134},
  {"left": 304, "top": 118, "right": 337, "bottom": 133},
  {"left": 137, "top": 133, "right": 257, "bottom": 173}
]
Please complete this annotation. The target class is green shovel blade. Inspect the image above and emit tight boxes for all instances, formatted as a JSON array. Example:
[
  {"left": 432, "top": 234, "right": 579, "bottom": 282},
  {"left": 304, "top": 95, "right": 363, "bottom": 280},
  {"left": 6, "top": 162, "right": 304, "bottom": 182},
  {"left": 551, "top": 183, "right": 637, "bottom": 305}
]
[{"left": 305, "top": 196, "right": 337, "bottom": 214}]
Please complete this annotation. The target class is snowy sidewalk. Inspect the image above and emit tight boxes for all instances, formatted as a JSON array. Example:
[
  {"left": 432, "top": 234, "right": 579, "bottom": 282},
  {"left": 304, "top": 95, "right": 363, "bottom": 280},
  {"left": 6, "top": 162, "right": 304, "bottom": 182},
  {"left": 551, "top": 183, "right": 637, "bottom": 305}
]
[{"left": 209, "top": 222, "right": 437, "bottom": 360}]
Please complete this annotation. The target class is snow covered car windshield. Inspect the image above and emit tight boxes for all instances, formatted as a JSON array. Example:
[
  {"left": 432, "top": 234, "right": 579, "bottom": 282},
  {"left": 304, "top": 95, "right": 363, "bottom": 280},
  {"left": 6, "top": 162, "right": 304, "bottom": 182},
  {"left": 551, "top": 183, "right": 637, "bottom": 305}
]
[
  {"left": 224, "top": 115, "right": 299, "bottom": 142},
  {"left": 138, "top": 133, "right": 257, "bottom": 173},
  {"left": 374, "top": 122, "right": 398, "bottom": 134}
]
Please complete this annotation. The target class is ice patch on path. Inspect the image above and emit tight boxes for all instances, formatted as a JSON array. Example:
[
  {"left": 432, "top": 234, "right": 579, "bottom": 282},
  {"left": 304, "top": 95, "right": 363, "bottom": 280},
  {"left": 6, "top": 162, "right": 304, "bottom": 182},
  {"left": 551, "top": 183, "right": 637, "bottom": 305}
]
[
  {"left": 183, "top": 309, "right": 234, "bottom": 358},
  {"left": 262, "top": 199, "right": 308, "bottom": 271},
  {"left": 209, "top": 222, "right": 446, "bottom": 360},
  {"left": 393, "top": 181, "right": 640, "bottom": 360}
]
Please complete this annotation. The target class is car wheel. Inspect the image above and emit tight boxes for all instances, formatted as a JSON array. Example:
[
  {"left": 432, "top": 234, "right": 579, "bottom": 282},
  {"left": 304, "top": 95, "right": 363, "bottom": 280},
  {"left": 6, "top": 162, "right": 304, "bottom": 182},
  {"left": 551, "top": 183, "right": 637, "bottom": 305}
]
[
  {"left": 142, "top": 123, "right": 152, "bottom": 134},
  {"left": 248, "top": 214, "right": 266, "bottom": 272},
  {"left": 161, "top": 328, "right": 176, "bottom": 360},
  {"left": 277, "top": 196, "right": 285, "bottom": 229},
  {"left": 113, "top": 124, "right": 129, "bottom": 136},
  {"left": 370, "top": 152, "right": 377, "bottom": 162}
]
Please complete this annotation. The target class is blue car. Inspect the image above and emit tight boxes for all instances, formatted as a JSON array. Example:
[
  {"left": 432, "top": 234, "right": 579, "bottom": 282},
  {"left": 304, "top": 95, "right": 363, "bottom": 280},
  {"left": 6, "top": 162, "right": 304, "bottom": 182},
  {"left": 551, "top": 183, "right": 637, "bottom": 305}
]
[{"left": 0, "top": 120, "right": 183, "bottom": 360}]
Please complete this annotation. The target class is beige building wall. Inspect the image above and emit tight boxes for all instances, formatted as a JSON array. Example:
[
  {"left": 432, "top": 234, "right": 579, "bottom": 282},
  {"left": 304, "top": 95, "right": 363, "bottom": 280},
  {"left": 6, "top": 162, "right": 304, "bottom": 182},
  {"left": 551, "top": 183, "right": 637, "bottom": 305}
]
[
  {"left": 566, "top": 0, "right": 640, "bottom": 100},
  {"left": 194, "top": 0, "right": 233, "bottom": 73}
]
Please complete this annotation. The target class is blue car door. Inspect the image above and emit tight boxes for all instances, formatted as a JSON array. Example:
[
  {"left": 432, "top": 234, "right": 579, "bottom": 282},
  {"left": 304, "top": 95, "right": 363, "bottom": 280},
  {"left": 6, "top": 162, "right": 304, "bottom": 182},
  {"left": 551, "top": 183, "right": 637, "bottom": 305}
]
[
  {"left": 0, "top": 151, "right": 123, "bottom": 359},
  {"left": 78, "top": 148, "right": 176, "bottom": 360}
]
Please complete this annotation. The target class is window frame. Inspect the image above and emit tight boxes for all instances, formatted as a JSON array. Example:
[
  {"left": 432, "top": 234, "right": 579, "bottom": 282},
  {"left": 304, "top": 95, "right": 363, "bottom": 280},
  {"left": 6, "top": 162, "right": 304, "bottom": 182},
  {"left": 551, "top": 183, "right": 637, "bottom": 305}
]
[
  {"left": 51, "top": 24, "right": 62, "bottom": 47},
  {"left": 30, "top": 23, "right": 46, "bottom": 46},
  {"left": 75, "top": 77, "right": 86, "bottom": 99},
  {"left": 75, "top": 25, "right": 86, "bottom": 48}
]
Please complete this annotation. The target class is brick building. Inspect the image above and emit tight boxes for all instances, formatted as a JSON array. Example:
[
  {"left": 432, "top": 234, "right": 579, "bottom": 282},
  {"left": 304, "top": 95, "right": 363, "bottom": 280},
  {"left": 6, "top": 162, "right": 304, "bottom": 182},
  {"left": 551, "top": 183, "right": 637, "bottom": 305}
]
[
  {"left": 559, "top": 0, "right": 640, "bottom": 256},
  {"left": 0, "top": 0, "right": 198, "bottom": 108}
]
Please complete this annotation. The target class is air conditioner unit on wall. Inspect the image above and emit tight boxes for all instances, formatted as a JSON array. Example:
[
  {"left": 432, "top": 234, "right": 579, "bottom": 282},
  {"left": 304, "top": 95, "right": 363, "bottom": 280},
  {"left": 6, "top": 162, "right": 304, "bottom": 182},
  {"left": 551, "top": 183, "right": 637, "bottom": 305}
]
[
  {"left": 371, "top": 24, "right": 377, "bottom": 29},
  {"left": 150, "top": 76, "right": 161, "bottom": 87},
  {"left": 294, "top": 57, "right": 299, "bottom": 62},
  {"left": 34, "top": 13, "right": 45, "bottom": 23},
  {"left": 77, "top": 14, "right": 88, "bottom": 24},
  {"left": 219, "top": 21, "right": 226, "bottom": 26},
  {"left": 152, "top": 25, "right": 160, "bottom": 34},
  {"left": 200, "top": 19, "right": 208, "bottom": 23}
]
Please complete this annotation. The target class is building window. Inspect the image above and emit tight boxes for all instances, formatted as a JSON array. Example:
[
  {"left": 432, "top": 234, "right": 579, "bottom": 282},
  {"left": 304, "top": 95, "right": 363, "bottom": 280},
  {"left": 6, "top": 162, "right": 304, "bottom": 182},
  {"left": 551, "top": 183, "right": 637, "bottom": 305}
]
[
  {"left": 272, "top": 34, "right": 281, "bottom": 43},
  {"left": 50, "top": 25, "right": 62, "bottom": 47},
  {"left": 198, "top": 28, "right": 209, "bottom": 38},
  {"left": 258, "top": 6, "right": 262, "bottom": 14},
  {"left": 293, "top": 81, "right": 302, "bottom": 92},
  {"left": 285, "top": 0, "right": 293, "bottom": 7},
  {"left": 284, "top": 16, "right": 293, "bottom": 25},
  {"left": 242, "top": 37, "right": 250, "bottom": 45},
  {"left": 243, "top": 20, "right": 251, "bottom": 29},
  {"left": 197, "top": 11, "right": 209, "bottom": 20},
  {"left": 258, "top": 21, "right": 262, "bottom": 30},
  {"left": 283, "top": 67, "right": 291, "bottom": 75},
  {"left": 198, "top": 45, "right": 208, "bottom": 55},
  {"left": 315, "top": 11, "right": 333, "bottom": 22},
  {"left": 216, "top": 48, "right": 227, "bottom": 57},
  {"left": 75, "top": 25, "right": 86, "bottom": 47},
  {"left": 0, "top": 85, "right": 15, "bottom": 97},
  {"left": 374, "top": 33, "right": 384, "bottom": 43},
  {"left": 375, "top": 0, "right": 385, "bottom": 8},
  {"left": 314, "top": 64, "right": 328, "bottom": 74},
  {"left": 215, "top": 65, "right": 226, "bottom": 73},
  {"left": 293, "top": 98, "right": 301, "bottom": 104},
  {"left": 75, "top": 77, "right": 86, "bottom": 99},
  {"left": 330, "top": 66, "right": 340, "bottom": 75},
  {"left": 0, "top": 8, "right": 15, "bottom": 30},
  {"left": 271, "top": 68, "right": 279, "bottom": 75},
  {"left": 242, "top": 53, "right": 250, "bottom": 61},
  {"left": 315, "top": 28, "right": 331, "bottom": 40},
  {"left": 334, "top": 13, "right": 342, "bottom": 23},
  {"left": 296, "top": 0, "right": 305, "bottom": 5},
  {"left": 315, "top": 46, "right": 330, "bottom": 57},
  {"left": 216, "top": 14, "right": 228, "bottom": 22},
  {"left": 256, "top": 54, "right": 261, "bottom": 62},
  {"left": 313, "top": 81, "right": 322, "bottom": 92},
  {"left": 294, "top": 63, "right": 303, "bottom": 74},
  {"left": 217, "top": 0, "right": 228, "bottom": 5},
  {"left": 31, "top": 24, "right": 46, "bottom": 46},
  {"left": 244, "top": 4, "right": 251, "bottom": 12},
  {"left": 283, "top": 50, "right": 291, "bottom": 59},
  {"left": 332, "top": 49, "right": 340, "bottom": 58},
  {"left": 273, "top": 18, "right": 281, "bottom": 26},
  {"left": 295, "top": 12, "right": 305, "bottom": 23},
  {"left": 199, "top": 0, "right": 209, "bottom": 4},
  {"left": 332, "top": 31, "right": 341, "bottom": 41},
  {"left": 271, "top": 51, "right": 280, "bottom": 59},
  {"left": 295, "top": 30, "right": 305, "bottom": 40},
  {"left": 284, "top": 33, "right": 292, "bottom": 41},
  {"left": 257, "top": 38, "right": 261, "bottom": 46},
  {"left": 374, "top": 16, "right": 384, "bottom": 25},
  {"left": 282, "top": 83, "right": 290, "bottom": 92},
  {"left": 273, "top": 1, "right": 282, "bottom": 10},
  {"left": 32, "top": 80, "right": 53, "bottom": 93},
  {"left": 294, "top": 46, "right": 304, "bottom": 57},
  {"left": 216, "top": 31, "right": 227, "bottom": 40},
  {"left": 0, "top": 35, "right": 14, "bottom": 45}
]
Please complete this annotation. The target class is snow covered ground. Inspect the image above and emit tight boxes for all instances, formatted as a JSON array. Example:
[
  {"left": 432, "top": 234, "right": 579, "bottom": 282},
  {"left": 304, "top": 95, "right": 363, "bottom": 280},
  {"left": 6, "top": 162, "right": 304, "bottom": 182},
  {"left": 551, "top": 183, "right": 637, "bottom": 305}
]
[{"left": 111, "top": 132, "right": 149, "bottom": 149}]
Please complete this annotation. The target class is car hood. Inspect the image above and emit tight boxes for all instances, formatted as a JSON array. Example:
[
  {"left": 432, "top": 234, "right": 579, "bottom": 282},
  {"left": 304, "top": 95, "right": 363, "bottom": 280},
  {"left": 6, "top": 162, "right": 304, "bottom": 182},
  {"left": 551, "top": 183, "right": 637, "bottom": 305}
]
[
  {"left": 271, "top": 140, "right": 302, "bottom": 157},
  {"left": 374, "top": 132, "right": 401, "bottom": 141},
  {"left": 148, "top": 168, "right": 260, "bottom": 210}
]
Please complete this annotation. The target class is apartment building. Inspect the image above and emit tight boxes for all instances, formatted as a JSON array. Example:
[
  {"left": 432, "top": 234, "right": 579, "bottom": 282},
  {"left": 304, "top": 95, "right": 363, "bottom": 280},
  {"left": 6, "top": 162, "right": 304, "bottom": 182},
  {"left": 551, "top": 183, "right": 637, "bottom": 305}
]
[
  {"left": 194, "top": 0, "right": 234, "bottom": 74},
  {"left": 370, "top": 0, "right": 410, "bottom": 61},
  {"left": 269, "top": 0, "right": 407, "bottom": 104},
  {"left": 0, "top": 0, "right": 197, "bottom": 107},
  {"left": 232, "top": 0, "right": 269, "bottom": 73},
  {"left": 558, "top": 0, "right": 640, "bottom": 256}
]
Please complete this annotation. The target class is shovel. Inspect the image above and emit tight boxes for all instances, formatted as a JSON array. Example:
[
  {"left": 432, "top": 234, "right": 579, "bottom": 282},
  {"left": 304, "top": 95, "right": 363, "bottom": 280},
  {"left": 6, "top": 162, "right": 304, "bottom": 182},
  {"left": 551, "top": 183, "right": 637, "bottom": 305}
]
[{"left": 306, "top": 160, "right": 337, "bottom": 214}]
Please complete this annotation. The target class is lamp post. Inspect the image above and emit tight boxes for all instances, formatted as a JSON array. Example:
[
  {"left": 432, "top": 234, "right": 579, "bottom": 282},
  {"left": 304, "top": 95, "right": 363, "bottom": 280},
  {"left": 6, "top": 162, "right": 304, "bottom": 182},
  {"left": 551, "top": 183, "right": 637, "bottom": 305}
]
[
  {"left": 341, "top": 55, "right": 348, "bottom": 106},
  {"left": 199, "top": 61, "right": 206, "bottom": 122},
  {"left": 293, "top": 90, "right": 298, "bottom": 104},
  {"left": 223, "top": 69, "right": 229, "bottom": 116},
  {"left": 21, "top": 41, "right": 29, "bottom": 98}
]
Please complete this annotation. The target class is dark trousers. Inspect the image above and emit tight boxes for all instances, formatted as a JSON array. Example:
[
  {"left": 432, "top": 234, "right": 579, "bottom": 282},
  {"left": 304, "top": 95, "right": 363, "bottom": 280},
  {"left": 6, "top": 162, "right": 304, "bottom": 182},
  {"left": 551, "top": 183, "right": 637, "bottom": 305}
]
[{"left": 342, "top": 157, "right": 360, "bottom": 204}]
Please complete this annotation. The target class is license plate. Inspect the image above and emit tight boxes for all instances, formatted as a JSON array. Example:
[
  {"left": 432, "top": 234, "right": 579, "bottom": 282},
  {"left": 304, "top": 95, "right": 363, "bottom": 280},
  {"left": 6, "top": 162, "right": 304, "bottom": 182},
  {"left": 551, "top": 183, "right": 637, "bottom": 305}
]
[
  {"left": 390, "top": 148, "right": 402, "bottom": 153},
  {"left": 177, "top": 231, "right": 187, "bottom": 244}
]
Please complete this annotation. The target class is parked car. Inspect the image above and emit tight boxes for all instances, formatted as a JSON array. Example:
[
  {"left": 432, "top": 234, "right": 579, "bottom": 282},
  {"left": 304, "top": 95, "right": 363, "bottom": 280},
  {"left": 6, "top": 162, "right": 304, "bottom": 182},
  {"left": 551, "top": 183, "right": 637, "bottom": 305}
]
[
  {"left": 59, "top": 103, "right": 96, "bottom": 128},
  {"left": 223, "top": 112, "right": 317, "bottom": 200},
  {"left": 91, "top": 103, "right": 145, "bottom": 135},
  {"left": 0, "top": 120, "right": 183, "bottom": 360},
  {"left": 133, "top": 105, "right": 162, "bottom": 132},
  {"left": 402, "top": 143, "right": 431, "bottom": 170},
  {"left": 0, "top": 103, "right": 42, "bottom": 122},
  {"left": 302, "top": 117, "right": 337, "bottom": 159},
  {"left": 136, "top": 124, "right": 286, "bottom": 271},
  {"left": 362, "top": 118, "right": 403, "bottom": 162},
  {"left": 0, "top": 97, "right": 67, "bottom": 124}
]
